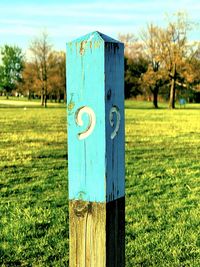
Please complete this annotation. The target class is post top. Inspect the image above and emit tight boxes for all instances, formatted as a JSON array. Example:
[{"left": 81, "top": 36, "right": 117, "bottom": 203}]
[{"left": 68, "top": 31, "right": 123, "bottom": 44}]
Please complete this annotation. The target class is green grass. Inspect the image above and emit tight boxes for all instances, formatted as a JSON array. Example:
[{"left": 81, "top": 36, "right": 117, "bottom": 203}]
[
  {"left": 0, "top": 99, "right": 200, "bottom": 266},
  {"left": 125, "top": 101, "right": 200, "bottom": 266},
  {"left": 0, "top": 96, "right": 66, "bottom": 109},
  {"left": 0, "top": 105, "right": 68, "bottom": 266}
]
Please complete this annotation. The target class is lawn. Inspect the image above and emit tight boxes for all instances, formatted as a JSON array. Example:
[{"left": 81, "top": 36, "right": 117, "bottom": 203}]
[
  {"left": 0, "top": 99, "right": 200, "bottom": 266},
  {"left": 125, "top": 100, "right": 200, "bottom": 266},
  {"left": 0, "top": 102, "right": 68, "bottom": 266}
]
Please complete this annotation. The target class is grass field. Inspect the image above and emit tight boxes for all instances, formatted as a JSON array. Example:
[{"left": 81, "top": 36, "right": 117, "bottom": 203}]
[{"left": 0, "top": 98, "right": 200, "bottom": 266}]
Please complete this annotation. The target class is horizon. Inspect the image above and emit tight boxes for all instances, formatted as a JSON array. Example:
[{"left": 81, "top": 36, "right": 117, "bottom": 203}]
[{"left": 0, "top": 0, "right": 200, "bottom": 56}]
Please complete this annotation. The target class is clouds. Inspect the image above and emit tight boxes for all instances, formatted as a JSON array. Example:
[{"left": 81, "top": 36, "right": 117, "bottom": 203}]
[{"left": 0, "top": 0, "right": 200, "bottom": 52}]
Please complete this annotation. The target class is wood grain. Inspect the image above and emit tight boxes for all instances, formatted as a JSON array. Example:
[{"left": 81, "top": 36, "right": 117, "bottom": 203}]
[{"left": 69, "top": 197, "right": 125, "bottom": 267}]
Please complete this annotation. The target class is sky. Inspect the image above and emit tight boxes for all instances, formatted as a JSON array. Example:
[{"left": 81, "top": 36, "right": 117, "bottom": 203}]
[{"left": 1, "top": 0, "right": 200, "bottom": 56}]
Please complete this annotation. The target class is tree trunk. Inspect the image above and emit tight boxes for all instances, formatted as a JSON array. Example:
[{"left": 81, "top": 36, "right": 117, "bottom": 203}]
[
  {"left": 28, "top": 89, "right": 31, "bottom": 100},
  {"left": 153, "top": 86, "right": 159, "bottom": 109},
  {"left": 6, "top": 89, "right": 9, "bottom": 99},
  {"left": 57, "top": 92, "right": 61, "bottom": 103},
  {"left": 64, "top": 90, "right": 67, "bottom": 103},
  {"left": 49, "top": 94, "right": 53, "bottom": 102},
  {"left": 44, "top": 83, "right": 47, "bottom": 108},
  {"left": 44, "top": 94, "right": 47, "bottom": 108},
  {"left": 169, "top": 63, "right": 176, "bottom": 109},
  {"left": 41, "top": 92, "right": 44, "bottom": 106}
]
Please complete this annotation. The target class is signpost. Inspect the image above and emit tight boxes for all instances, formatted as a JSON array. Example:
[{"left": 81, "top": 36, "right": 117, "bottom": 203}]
[{"left": 66, "top": 31, "right": 125, "bottom": 267}]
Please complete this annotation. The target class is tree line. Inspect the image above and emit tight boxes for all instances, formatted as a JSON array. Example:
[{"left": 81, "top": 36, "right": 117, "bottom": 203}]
[
  {"left": 0, "top": 32, "right": 66, "bottom": 107},
  {"left": 120, "top": 12, "right": 200, "bottom": 108},
  {"left": 0, "top": 13, "right": 200, "bottom": 108}
]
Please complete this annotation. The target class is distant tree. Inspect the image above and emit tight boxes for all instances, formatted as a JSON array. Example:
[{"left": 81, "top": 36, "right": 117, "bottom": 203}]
[
  {"left": 188, "top": 43, "right": 200, "bottom": 83},
  {"left": 156, "top": 12, "right": 193, "bottom": 108},
  {"left": 119, "top": 33, "right": 138, "bottom": 59},
  {"left": 139, "top": 13, "right": 195, "bottom": 108},
  {"left": 183, "top": 43, "right": 200, "bottom": 101},
  {"left": 0, "top": 45, "right": 24, "bottom": 98},
  {"left": 20, "top": 62, "right": 39, "bottom": 99},
  {"left": 141, "top": 67, "right": 169, "bottom": 107},
  {"left": 23, "top": 50, "right": 66, "bottom": 103},
  {"left": 124, "top": 56, "right": 148, "bottom": 98},
  {"left": 48, "top": 51, "right": 66, "bottom": 102},
  {"left": 30, "top": 31, "right": 52, "bottom": 107},
  {"left": 119, "top": 34, "right": 148, "bottom": 98},
  {"left": 141, "top": 24, "right": 165, "bottom": 108}
]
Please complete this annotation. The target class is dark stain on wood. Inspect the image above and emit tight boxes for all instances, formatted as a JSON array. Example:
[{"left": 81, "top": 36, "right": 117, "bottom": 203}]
[
  {"left": 106, "top": 197, "right": 125, "bottom": 267},
  {"left": 106, "top": 89, "right": 112, "bottom": 101},
  {"left": 105, "top": 42, "right": 120, "bottom": 54}
]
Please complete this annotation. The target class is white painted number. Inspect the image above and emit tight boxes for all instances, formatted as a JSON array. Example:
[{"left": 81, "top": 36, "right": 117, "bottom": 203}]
[
  {"left": 75, "top": 105, "right": 120, "bottom": 140},
  {"left": 109, "top": 106, "right": 120, "bottom": 140},
  {"left": 75, "top": 106, "right": 96, "bottom": 140}
]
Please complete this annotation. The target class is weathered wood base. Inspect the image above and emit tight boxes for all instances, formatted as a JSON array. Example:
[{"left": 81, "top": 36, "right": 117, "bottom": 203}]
[{"left": 69, "top": 197, "right": 125, "bottom": 267}]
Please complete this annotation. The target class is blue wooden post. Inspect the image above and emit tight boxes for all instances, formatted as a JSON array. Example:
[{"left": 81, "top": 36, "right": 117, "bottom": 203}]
[{"left": 67, "top": 31, "right": 125, "bottom": 267}]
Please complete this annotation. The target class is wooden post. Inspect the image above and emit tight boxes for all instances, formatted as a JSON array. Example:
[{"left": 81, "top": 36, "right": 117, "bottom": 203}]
[{"left": 66, "top": 31, "right": 125, "bottom": 267}]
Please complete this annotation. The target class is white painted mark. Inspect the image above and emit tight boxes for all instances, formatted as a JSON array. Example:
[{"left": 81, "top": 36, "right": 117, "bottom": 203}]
[
  {"left": 109, "top": 106, "right": 120, "bottom": 140},
  {"left": 75, "top": 106, "right": 96, "bottom": 140}
]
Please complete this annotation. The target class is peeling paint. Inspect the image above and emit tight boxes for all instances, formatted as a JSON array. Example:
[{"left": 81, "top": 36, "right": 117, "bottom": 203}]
[
  {"left": 94, "top": 41, "right": 101, "bottom": 49},
  {"left": 80, "top": 40, "right": 87, "bottom": 55},
  {"left": 67, "top": 94, "right": 75, "bottom": 113},
  {"left": 68, "top": 101, "right": 75, "bottom": 111}
]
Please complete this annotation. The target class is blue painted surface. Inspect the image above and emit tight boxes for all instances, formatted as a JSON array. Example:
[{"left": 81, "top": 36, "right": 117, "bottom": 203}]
[
  {"left": 105, "top": 42, "right": 125, "bottom": 202},
  {"left": 67, "top": 31, "right": 124, "bottom": 203}
]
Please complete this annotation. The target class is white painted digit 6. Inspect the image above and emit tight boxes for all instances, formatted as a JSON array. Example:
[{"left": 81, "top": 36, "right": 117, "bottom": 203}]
[
  {"left": 75, "top": 106, "right": 96, "bottom": 140},
  {"left": 109, "top": 106, "right": 120, "bottom": 140}
]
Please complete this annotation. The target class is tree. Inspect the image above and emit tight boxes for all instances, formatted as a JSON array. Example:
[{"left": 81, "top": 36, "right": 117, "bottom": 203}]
[
  {"left": 0, "top": 45, "right": 24, "bottom": 98},
  {"left": 22, "top": 50, "right": 66, "bottom": 103},
  {"left": 157, "top": 12, "right": 192, "bottom": 108},
  {"left": 48, "top": 51, "right": 66, "bottom": 102},
  {"left": 20, "top": 61, "right": 39, "bottom": 99},
  {"left": 141, "top": 24, "right": 165, "bottom": 108},
  {"left": 185, "top": 42, "right": 200, "bottom": 102},
  {"left": 119, "top": 34, "right": 148, "bottom": 98},
  {"left": 124, "top": 56, "right": 148, "bottom": 98},
  {"left": 119, "top": 33, "right": 139, "bottom": 59},
  {"left": 141, "top": 67, "right": 169, "bottom": 107},
  {"left": 30, "top": 32, "right": 52, "bottom": 107}
]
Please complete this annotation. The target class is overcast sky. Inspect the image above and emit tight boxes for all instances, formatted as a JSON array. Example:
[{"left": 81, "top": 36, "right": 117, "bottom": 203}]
[{"left": 0, "top": 0, "right": 200, "bottom": 54}]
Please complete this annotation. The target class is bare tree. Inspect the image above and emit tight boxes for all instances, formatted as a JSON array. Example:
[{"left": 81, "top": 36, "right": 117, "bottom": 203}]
[
  {"left": 30, "top": 31, "right": 52, "bottom": 107},
  {"left": 119, "top": 33, "right": 144, "bottom": 59}
]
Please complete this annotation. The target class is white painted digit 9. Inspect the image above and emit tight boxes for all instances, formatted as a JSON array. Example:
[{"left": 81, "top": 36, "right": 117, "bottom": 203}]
[
  {"left": 75, "top": 105, "right": 120, "bottom": 140},
  {"left": 109, "top": 106, "right": 121, "bottom": 140},
  {"left": 75, "top": 106, "right": 96, "bottom": 140}
]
